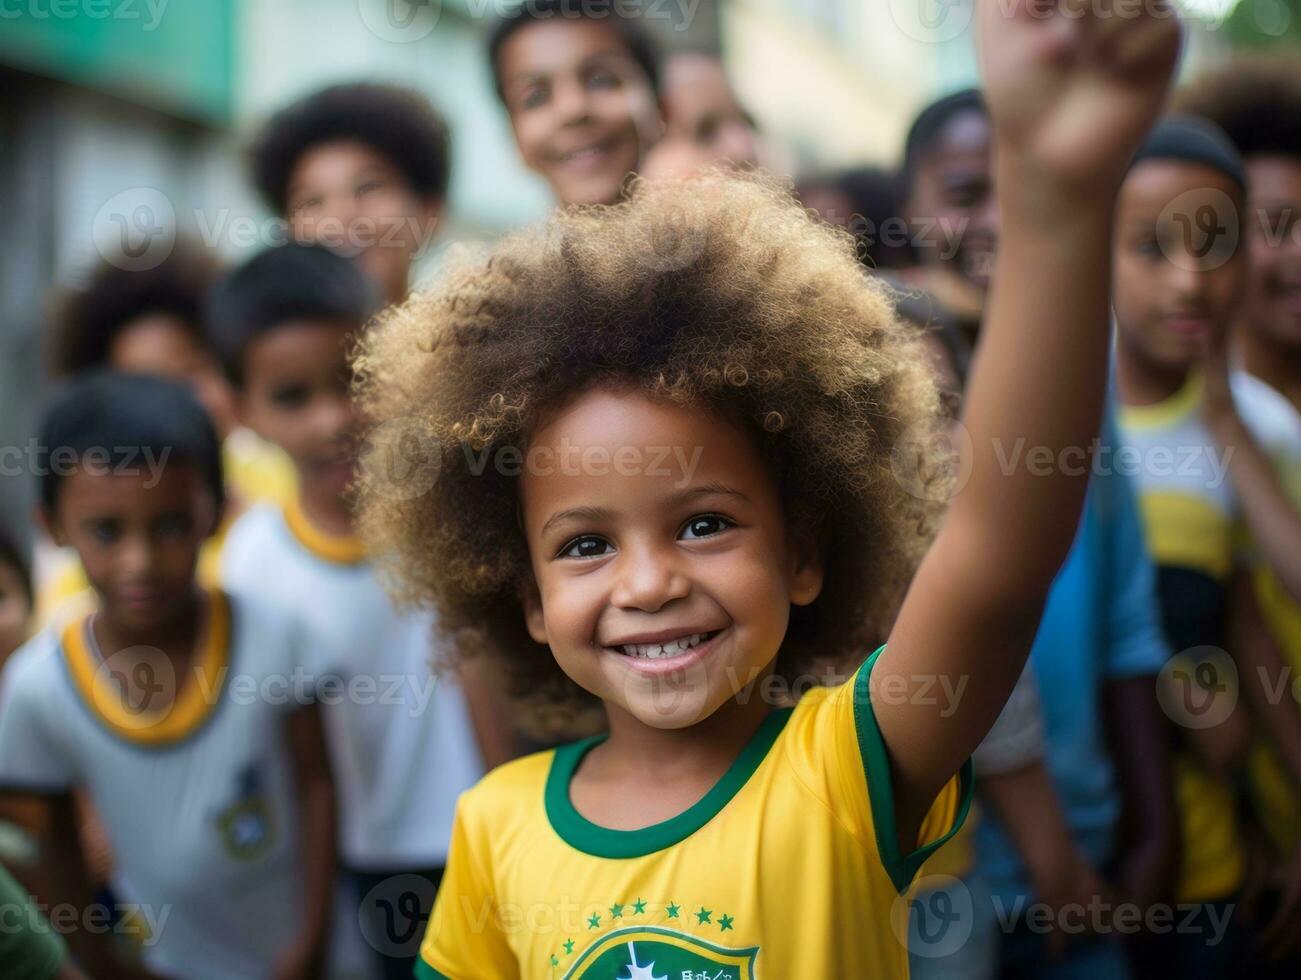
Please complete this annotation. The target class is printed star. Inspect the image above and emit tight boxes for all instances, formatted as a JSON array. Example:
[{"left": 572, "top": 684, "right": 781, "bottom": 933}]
[
  {"left": 633, "top": 898, "right": 647, "bottom": 915},
  {"left": 588, "top": 913, "right": 601, "bottom": 929},
  {"left": 564, "top": 939, "right": 575, "bottom": 955},
  {"left": 666, "top": 903, "right": 680, "bottom": 919},
  {"left": 610, "top": 902, "right": 624, "bottom": 918},
  {"left": 551, "top": 954, "right": 559, "bottom": 966},
  {"left": 695, "top": 907, "right": 712, "bottom": 925},
  {"left": 719, "top": 914, "right": 734, "bottom": 932}
]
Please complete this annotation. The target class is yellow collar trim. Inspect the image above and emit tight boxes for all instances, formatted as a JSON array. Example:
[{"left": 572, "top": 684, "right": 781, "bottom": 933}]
[
  {"left": 1120, "top": 371, "right": 1205, "bottom": 431},
  {"left": 62, "top": 590, "right": 231, "bottom": 747},
  {"left": 283, "top": 499, "right": 367, "bottom": 565}
]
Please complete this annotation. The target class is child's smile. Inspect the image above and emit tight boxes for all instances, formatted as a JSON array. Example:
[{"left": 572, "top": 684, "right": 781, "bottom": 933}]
[{"left": 520, "top": 385, "right": 823, "bottom": 732}]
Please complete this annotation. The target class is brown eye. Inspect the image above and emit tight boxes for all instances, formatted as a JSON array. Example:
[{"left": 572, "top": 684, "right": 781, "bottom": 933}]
[
  {"left": 680, "top": 515, "right": 731, "bottom": 540},
  {"left": 560, "top": 535, "right": 611, "bottom": 559}
]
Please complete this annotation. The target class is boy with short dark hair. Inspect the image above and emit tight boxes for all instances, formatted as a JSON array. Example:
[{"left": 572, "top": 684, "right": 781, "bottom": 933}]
[
  {"left": 488, "top": 0, "right": 664, "bottom": 206},
  {"left": 249, "top": 82, "right": 450, "bottom": 306},
  {"left": 209, "top": 243, "right": 492, "bottom": 980},
  {"left": 0, "top": 372, "right": 335, "bottom": 980}
]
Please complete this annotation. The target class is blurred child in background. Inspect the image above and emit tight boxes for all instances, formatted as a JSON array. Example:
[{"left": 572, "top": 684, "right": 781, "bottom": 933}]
[
  {"left": 488, "top": 0, "right": 663, "bottom": 206},
  {"left": 900, "top": 88, "right": 997, "bottom": 355},
  {"left": 0, "top": 526, "right": 32, "bottom": 670},
  {"left": 640, "top": 51, "right": 762, "bottom": 179},
  {"left": 250, "top": 82, "right": 449, "bottom": 308},
  {"left": 0, "top": 372, "right": 335, "bottom": 980},
  {"left": 1112, "top": 116, "right": 1301, "bottom": 975},
  {"left": 896, "top": 90, "right": 1178, "bottom": 980},
  {"left": 1178, "top": 65, "right": 1301, "bottom": 960},
  {"left": 209, "top": 243, "right": 498, "bottom": 980},
  {"left": 39, "top": 245, "right": 294, "bottom": 622}
]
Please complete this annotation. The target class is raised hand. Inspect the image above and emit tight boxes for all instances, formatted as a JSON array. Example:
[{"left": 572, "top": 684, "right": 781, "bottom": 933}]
[{"left": 978, "top": 0, "right": 1182, "bottom": 195}]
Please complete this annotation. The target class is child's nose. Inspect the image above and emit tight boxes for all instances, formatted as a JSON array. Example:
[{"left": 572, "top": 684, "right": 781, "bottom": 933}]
[
  {"left": 610, "top": 543, "right": 690, "bottom": 613},
  {"left": 553, "top": 77, "right": 592, "bottom": 125}
]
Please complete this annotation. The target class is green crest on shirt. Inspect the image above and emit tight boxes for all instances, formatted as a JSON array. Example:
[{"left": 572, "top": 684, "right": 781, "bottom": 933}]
[{"left": 564, "top": 926, "right": 758, "bottom": 979}]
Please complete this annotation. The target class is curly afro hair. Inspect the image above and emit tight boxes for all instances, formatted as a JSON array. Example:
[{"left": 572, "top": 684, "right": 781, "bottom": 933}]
[
  {"left": 353, "top": 170, "right": 941, "bottom": 738},
  {"left": 49, "top": 243, "right": 221, "bottom": 379},
  {"left": 249, "top": 82, "right": 450, "bottom": 215},
  {"left": 1176, "top": 52, "right": 1301, "bottom": 160}
]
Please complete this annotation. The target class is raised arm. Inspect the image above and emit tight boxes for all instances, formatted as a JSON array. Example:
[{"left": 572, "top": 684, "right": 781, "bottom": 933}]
[{"left": 875, "top": 0, "right": 1182, "bottom": 843}]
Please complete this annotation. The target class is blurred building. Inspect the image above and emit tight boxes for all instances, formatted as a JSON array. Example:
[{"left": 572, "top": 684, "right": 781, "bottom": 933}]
[
  {"left": 0, "top": 0, "right": 565, "bottom": 534},
  {"left": 0, "top": 0, "right": 1290, "bottom": 535}
]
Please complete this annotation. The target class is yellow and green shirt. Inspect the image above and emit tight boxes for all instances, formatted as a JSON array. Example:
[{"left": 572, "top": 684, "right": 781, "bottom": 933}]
[
  {"left": 417, "top": 648, "right": 973, "bottom": 979},
  {"left": 1118, "top": 371, "right": 1301, "bottom": 902}
]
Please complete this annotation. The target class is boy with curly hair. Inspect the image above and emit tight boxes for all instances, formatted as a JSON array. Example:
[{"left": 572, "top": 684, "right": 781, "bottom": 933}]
[
  {"left": 249, "top": 82, "right": 449, "bottom": 306},
  {"left": 354, "top": 4, "right": 1182, "bottom": 976}
]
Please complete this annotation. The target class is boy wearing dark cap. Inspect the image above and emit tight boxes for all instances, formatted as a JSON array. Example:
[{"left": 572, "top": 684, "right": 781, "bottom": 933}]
[{"left": 1114, "top": 115, "right": 1301, "bottom": 975}]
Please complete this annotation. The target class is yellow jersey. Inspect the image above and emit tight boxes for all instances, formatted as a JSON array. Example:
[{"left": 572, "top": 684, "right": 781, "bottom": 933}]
[{"left": 417, "top": 648, "right": 972, "bottom": 979}]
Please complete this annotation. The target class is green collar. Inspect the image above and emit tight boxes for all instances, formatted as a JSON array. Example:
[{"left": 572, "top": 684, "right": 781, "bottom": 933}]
[{"left": 545, "top": 707, "right": 793, "bottom": 859}]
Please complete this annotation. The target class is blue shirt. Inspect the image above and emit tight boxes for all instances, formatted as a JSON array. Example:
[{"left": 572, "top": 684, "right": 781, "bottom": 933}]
[{"left": 975, "top": 411, "right": 1170, "bottom": 906}]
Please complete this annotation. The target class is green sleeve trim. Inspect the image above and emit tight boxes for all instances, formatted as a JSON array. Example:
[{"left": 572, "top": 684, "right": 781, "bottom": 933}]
[
  {"left": 852, "top": 645, "right": 975, "bottom": 895},
  {"left": 0, "top": 865, "right": 68, "bottom": 980},
  {"left": 413, "top": 959, "right": 452, "bottom": 980}
]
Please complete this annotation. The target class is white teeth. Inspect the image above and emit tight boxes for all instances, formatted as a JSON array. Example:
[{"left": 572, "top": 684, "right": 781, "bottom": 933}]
[{"left": 619, "top": 632, "right": 711, "bottom": 659}]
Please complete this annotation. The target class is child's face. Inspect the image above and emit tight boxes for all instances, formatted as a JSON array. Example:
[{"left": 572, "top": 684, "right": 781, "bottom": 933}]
[
  {"left": 519, "top": 388, "right": 823, "bottom": 731},
  {"left": 1242, "top": 156, "right": 1301, "bottom": 350},
  {"left": 498, "top": 19, "right": 661, "bottom": 206},
  {"left": 110, "top": 314, "right": 237, "bottom": 438},
  {"left": 285, "top": 139, "right": 440, "bottom": 302},
  {"left": 238, "top": 321, "right": 359, "bottom": 500},
  {"left": 906, "top": 109, "right": 998, "bottom": 290},
  {"left": 0, "top": 560, "right": 31, "bottom": 665},
  {"left": 1113, "top": 160, "right": 1246, "bottom": 373},
  {"left": 47, "top": 464, "right": 214, "bottom": 637}
]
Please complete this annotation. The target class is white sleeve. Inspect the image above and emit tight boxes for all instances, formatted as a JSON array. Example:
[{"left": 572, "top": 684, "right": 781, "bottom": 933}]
[
  {"left": 0, "top": 649, "right": 79, "bottom": 792},
  {"left": 972, "top": 664, "right": 1045, "bottom": 776}
]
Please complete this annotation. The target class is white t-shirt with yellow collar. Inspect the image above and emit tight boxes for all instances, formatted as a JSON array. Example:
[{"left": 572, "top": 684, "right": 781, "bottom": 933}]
[
  {"left": 0, "top": 589, "right": 309, "bottom": 980},
  {"left": 221, "top": 500, "right": 483, "bottom": 870}
]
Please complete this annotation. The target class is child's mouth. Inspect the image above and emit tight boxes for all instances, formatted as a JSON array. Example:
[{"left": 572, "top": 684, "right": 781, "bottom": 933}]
[{"left": 613, "top": 629, "right": 722, "bottom": 661}]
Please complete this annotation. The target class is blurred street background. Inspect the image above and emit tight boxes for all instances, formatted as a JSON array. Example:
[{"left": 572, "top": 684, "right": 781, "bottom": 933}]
[{"left": 0, "top": 0, "right": 1295, "bottom": 536}]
